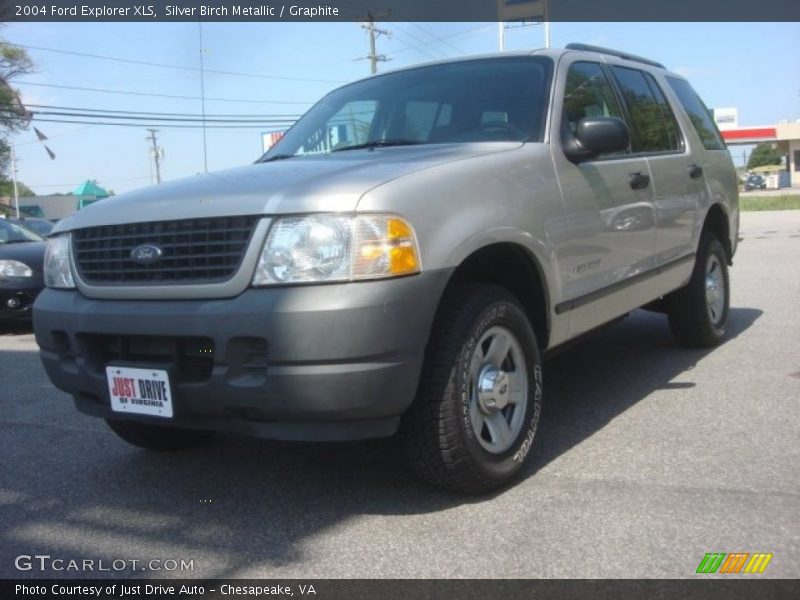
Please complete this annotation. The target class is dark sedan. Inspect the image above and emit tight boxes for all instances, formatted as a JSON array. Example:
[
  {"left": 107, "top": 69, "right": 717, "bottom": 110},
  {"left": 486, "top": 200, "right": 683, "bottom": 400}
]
[
  {"left": 9, "top": 216, "right": 55, "bottom": 237},
  {"left": 744, "top": 174, "right": 767, "bottom": 192},
  {"left": 0, "top": 219, "right": 46, "bottom": 321}
]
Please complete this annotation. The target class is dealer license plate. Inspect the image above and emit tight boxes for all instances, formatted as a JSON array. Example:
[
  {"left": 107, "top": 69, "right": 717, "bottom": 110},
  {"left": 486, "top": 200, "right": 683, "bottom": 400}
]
[{"left": 106, "top": 366, "right": 174, "bottom": 418}]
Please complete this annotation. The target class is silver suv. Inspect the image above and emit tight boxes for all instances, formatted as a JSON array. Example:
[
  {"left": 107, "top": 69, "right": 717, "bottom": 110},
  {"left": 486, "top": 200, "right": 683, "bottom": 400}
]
[{"left": 34, "top": 44, "right": 738, "bottom": 493}]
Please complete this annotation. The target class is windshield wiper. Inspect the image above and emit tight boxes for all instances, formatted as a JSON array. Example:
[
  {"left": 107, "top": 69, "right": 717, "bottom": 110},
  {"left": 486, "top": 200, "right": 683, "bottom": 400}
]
[
  {"left": 331, "top": 139, "right": 424, "bottom": 152},
  {"left": 260, "top": 153, "right": 295, "bottom": 163}
]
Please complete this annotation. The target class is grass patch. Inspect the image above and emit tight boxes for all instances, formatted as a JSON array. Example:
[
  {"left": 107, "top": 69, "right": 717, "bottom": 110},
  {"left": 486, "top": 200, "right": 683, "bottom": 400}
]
[{"left": 740, "top": 195, "right": 800, "bottom": 211}]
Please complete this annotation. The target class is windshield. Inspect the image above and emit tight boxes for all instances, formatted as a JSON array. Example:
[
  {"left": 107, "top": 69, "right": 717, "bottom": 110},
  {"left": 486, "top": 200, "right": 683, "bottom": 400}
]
[
  {"left": 17, "top": 219, "right": 54, "bottom": 236},
  {"left": 0, "top": 219, "right": 44, "bottom": 244},
  {"left": 261, "top": 56, "right": 553, "bottom": 159}
]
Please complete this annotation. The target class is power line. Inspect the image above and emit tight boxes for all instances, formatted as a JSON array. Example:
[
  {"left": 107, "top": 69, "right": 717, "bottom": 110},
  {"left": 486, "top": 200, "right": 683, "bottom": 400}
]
[
  {"left": 388, "top": 32, "right": 442, "bottom": 61},
  {"left": 389, "top": 24, "right": 495, "bottom": 57},
  {"left": 1, "top": 109, "right": 298, "bottom": 125},
  {"left": 407, "top": 23, "right": 465, "bottom": 55},
  {"left": 14, "top": 123, "right": 95, "bottom": 146},
  {"left": 27, "top": 176, "right": 151, "bottom": 189},
  {"left": 391, "top": 24, "right": 451, "bottom": 59},
  {"left": 29, "top": 117, "right": 295, "bottom": 130},
  {"left": 25, "top": 104, "right": 302, "bottom": 119},
  {"left": 29, "top": 177, "right": 150, "bottom": 188},
  {"left": 9, "top": 42, "right": 348, "bottom": 84},
  {"left": 16, "top": 81, "right": 314, "bottom": 105}
]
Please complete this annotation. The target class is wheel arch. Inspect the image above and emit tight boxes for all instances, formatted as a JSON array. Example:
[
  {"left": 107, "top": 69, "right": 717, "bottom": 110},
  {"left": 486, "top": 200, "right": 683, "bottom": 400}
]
[
  {"left": 438, "top": 242, "right": 552, "bottom": 349},
  {"left": 702, "top": 203, "right": 733, "bottom": 264}
]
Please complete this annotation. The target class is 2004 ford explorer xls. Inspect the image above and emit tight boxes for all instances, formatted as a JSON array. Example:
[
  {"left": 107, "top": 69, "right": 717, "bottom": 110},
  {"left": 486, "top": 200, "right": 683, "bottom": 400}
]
[{"left": 34, "top": 45, "right": 738, "bottom": 493}]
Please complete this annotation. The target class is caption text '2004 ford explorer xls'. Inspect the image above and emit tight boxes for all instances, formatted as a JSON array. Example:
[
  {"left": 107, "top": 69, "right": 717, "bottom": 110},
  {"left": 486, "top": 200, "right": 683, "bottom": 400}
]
[{"left": 34, "top": 44, "right": 738, "bottom": 493}]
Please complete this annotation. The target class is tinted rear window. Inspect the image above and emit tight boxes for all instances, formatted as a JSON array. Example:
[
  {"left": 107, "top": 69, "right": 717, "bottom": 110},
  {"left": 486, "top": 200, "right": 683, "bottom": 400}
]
[
  {"left": 611, "top": 66, "right": 682, "bottom": 153},
  {"left": 666, "top": 77, "right": 726, "bottom": 150}
]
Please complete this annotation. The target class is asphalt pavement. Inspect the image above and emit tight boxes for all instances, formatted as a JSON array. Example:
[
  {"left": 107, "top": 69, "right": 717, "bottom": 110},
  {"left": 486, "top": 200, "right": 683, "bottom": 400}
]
[{"left": 1, "top": 210, "right": 798, "bottom": 579}]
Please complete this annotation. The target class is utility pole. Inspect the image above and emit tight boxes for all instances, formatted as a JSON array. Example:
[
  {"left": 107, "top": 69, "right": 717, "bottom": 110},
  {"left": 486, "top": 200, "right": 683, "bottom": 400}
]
[
  {"left": 10, "top": 143, "right": 19, "bottom": 218},
  {"left": 360, "top": 12, "right": 391, "bottom": 74},
  {"left": 198, "top": 22, "right": 209, "bottom": 173},
  {"left": 543, "top": 0, "right": 550, "bottom": 48},
  {"left": 147, "top": 129, "right": 162, "bottom": 184}
]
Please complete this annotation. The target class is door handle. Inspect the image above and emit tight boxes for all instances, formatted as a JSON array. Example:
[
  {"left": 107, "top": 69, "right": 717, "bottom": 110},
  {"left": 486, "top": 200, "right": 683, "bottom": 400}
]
[
  {"left": 689, "top": 164, "right": 704, "bottom": 179},
  {"left": 628, "top": 172, "right": 650, "bottom": 190}
]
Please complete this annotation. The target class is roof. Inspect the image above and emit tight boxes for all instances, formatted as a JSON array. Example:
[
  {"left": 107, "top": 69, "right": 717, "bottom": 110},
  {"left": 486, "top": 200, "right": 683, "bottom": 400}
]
[
  {"left": 345, "top": 45, "right": 675, "bottom": 91},
  {"left": 72, "top": 180, "right": 109, "bottom": 198}
]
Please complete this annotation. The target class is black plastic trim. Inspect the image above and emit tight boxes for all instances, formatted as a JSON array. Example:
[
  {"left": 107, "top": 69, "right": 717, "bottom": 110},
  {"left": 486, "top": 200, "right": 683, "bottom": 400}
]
[
  {"left": 565, "top": 43, "right": 666, "bottom": 69},
  {"left": 555, "top": 253, "right": 695, "bottom": 315}
]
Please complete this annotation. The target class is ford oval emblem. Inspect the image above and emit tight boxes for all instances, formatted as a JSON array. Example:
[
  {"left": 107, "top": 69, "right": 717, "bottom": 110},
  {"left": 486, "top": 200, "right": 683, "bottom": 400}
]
[{"left": 130, "top": 244, "right": 163, "bottom": 265}]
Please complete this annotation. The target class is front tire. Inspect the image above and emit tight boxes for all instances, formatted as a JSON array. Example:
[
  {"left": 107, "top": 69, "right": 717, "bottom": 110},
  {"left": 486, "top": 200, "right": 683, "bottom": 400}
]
[
  {"left": 401, "top": 284, "right": 543, "bottom": 494},
  {"left": 105, "top": 418, "right": 213, "bottom": 451},
  {"left": 666, "top": 232, "right": 730, "bottom": 347}
]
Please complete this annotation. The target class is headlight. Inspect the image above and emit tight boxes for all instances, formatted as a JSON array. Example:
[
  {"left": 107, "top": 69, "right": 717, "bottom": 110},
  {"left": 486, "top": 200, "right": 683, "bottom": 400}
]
[
  {"left": 0, "top": 260, "right": 33, "bottom": 278},
  {"left": 252, "top": 214, "right": 420, "bottom": 285},
  {"left": 44, "top": 234, "right": 76, "bottom": 289}
]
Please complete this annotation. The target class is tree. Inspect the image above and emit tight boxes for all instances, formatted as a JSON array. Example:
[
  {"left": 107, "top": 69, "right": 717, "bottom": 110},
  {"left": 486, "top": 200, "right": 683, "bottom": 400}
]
[
  {"left": 0, "top": 38, "right": 34, "bottom": 204},
  {"left": 747, "top": 143, "right": 783, "bottom": 170},
  {"left": 0, "top": 178, "right": 34, "bottom": 197},
  {"left": 0, "top": 39, "right": 34, "bottom": 177}
]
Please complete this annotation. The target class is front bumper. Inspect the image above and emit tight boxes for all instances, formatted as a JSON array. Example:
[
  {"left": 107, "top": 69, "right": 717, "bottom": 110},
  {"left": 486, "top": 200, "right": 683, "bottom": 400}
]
[
  {"left": 34, "top": 270, "right": 452, "bottom": 441},
  {"left": 1, "top": 277, "right": 43, "bottom": 320}
]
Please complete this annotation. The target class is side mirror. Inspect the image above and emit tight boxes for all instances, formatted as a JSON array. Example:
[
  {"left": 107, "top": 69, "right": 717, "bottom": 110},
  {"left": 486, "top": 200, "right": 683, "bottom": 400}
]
[{"left": 563, "top": 117, "right": 630, "bottom": 163}]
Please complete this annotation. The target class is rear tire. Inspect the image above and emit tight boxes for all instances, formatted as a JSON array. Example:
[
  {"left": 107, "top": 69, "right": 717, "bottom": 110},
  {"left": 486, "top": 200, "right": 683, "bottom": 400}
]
[
  {"left": 105, "top": 419, "right": 213, "bottom": 451},
  {"left": 400, "top": 284, "right": 543, "bottom": 494},
  {"left": 666, "top": 232, "right": 730, "bottom": 348}
]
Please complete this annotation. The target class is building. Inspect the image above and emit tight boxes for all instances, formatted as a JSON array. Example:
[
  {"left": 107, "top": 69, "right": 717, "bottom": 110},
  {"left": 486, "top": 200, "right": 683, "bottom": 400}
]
[
  {"left": 0, "top": 180, "right": 111, "bottom": 220},
  {"left": 719, "top": 120, "right": 800, "bottom": 189}
]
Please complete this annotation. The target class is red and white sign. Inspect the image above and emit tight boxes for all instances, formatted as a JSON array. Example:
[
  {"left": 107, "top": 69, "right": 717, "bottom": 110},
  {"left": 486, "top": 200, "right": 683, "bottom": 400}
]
[
  {"left": 106, "top": 366, "right": 174, "bottom": 418},
  {"left": 261, "top": 131, "right": 285, "bottom": 153}
]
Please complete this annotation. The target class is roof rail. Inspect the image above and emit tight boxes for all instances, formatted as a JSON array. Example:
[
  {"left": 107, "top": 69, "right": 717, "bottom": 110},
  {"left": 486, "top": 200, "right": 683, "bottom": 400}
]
[{"left": 565, "top": 43, "right": 666, "bottom": 69}]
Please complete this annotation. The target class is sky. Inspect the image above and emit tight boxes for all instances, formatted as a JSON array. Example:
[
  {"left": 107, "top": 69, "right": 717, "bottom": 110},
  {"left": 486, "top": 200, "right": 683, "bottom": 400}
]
[{"left": 4, "top": 21, "right": 800, "bottom": 195}]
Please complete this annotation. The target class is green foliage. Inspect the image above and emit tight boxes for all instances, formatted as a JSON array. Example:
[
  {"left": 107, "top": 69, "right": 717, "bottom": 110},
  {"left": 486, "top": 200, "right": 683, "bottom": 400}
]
[
  {"left": 0, "top": 178, "right": 35, "bottom": 197},
  {"left": 0, "top": 39, "right": 34, "bottom": 179},
  {"left": 740, "top": 195, "right": 800, "bottom": 211},
  {"left": 0, "top": 41, "right": 33, "bottom": 131},
  {"left": 747, "top": 143, "right": 783, "bottom": 170}
]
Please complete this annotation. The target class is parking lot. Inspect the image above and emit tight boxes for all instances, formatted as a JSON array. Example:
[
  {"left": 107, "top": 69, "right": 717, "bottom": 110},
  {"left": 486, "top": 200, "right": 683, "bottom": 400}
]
[{"left": 1, "top": 210, "right": 798, "bottom": 579}]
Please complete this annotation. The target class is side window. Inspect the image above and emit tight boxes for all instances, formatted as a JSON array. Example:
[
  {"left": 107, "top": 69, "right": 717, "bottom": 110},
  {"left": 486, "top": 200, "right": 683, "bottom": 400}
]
[
  {"left": 643, "top": 73, "right": 682, "bottom": 151},
  {"left": 666, "top": 77, "right": 726, "bottom": 150},
  {"left": 611, "top": 66, "right": 682, "bottom": 153},
  {"left": 563, "top": 61, "right": 625, "bottom": 139}
]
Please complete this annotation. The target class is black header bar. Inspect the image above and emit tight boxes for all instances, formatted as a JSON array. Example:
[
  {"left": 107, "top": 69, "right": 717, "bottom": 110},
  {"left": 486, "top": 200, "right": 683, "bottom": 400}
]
[{"left": 2, "top": 0, "right": 800, "bottom": 22}]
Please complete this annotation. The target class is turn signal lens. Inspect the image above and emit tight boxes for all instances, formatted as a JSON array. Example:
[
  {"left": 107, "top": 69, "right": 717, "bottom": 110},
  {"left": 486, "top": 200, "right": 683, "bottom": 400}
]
[{"left": 351, "top": 216, "right": 420, "bottom": 280}]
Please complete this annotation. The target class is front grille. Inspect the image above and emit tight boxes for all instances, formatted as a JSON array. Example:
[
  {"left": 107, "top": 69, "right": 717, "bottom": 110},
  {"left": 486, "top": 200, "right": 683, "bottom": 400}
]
[{"left": 73, "top": 215, "right": 260, "bottom": 285}]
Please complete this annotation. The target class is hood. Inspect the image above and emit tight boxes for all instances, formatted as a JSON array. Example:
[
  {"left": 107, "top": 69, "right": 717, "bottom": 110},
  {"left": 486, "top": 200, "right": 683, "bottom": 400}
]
[{"left": 53, "top": 142, "right": 521, "bottom": 233}]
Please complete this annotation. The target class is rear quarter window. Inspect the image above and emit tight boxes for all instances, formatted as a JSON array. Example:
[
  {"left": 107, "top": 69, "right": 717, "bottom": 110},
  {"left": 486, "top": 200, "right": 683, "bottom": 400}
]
[
  {"left": 610, "top": 66, "right": 682, "bottom": 154},
  {"left": 666, "top": 77, "right": 726, "bottom": 151}
]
